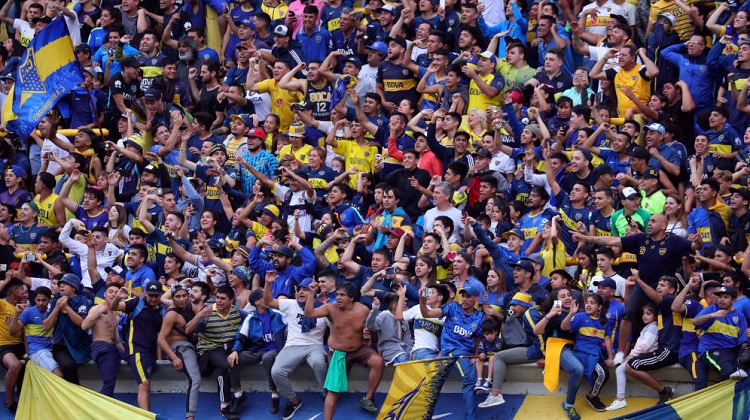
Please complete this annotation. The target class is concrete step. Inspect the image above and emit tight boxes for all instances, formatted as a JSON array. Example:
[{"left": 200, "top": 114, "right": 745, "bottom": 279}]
[{"left": 70, "top": 359, "right": 717, "bottom": 398}]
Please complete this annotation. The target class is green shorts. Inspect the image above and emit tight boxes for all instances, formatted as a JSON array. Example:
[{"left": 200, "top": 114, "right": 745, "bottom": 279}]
[{"left": 324, "top": 349, "right": 348, "bottom": 393}]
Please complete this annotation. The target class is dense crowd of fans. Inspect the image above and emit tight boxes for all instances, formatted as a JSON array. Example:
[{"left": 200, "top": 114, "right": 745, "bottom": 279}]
[{"left": 1, "top": 0, "right": 750, "bottom": 419}]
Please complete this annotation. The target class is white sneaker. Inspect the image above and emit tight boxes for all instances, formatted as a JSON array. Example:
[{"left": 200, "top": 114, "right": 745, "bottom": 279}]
[
  {"left": 478, "top": 393, "right": 506, "bottom": 408},
  {"left": 730, "top": 369, "right": 748, "bottom": 380},
  {"left": 605, "top": 399, "right": 628, "bottom": 411},
  {"left": 613, "top": 351, "right": 625, "bottom": 366}
]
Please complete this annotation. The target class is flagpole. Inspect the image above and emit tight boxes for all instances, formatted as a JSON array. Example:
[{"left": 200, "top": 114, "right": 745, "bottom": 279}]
[{"left": 84, "top": 85, "right": 106, "bottom": 144}]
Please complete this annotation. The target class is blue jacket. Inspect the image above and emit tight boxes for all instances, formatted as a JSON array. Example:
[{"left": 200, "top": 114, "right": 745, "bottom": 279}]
[
  {"left": 478, "top": 3, "right": 527, "bottom": 58},
  {"left": 660, "top": 44, "right": 714, "bottom": 112},
  {"left": 471, "top": 222, "right": 522, "bottom": 292},
  {"left": 248, "top": 246, "right": 316, "bottom": 298},
  {"left": 232, "top": 308, "right": 286, "bottom": 353}
]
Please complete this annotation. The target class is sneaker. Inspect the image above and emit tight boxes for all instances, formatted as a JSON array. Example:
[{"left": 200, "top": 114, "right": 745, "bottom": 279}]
[
  {"left": 282, "top": 400, "right": 303, "bottom": 420},
  {"left": 478, "top": 393, "right": 506, "bottom": 408},
  {"left": 560, "top": 402, "right": 581, "bottom": 420},
  {"left": 613, "top": 351, "right": 625, "bottom": 366},
  {"left": 585, "top": 394, "right": 606, "bottom": 412},
  {"left": 220, "top": 405, "right": 238, "bottom": 420},
  {"left": 474, "top": 378, "right": 483, "bottom": 391},
  {"left": 658, "top": 386, "right": 674, "bottom": 403},
  {"left": 731, "top": 369, "right": 748, "bottom": 380},
  {"left": 605, "top": 399, "right": 629, "bottom": 411},
  {"left": 230, "top": 392, "right": 247, "bottom": 414},
  {"left": 359, "top": 396, "right": 378, "bottom": 414},
  {"left": 271, "top": 397, "right": 280, "bottom": 414},
  {"left": 475, "top": 379, "right": 491, "bottom": 393},
  {"left": 5, "top": 401, "right": 17, "bottom": 414}
]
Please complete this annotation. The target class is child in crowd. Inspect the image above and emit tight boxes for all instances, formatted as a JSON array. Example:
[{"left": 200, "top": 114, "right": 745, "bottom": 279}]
[
  {"left": 562, "top": 293, "right": 611, "bottom": 412},
  {"left": 475, "top": 318, "right": 503, "bottom": 392},
  {"left": 607, "top": 303, "right": 658, "bottom": 411}
]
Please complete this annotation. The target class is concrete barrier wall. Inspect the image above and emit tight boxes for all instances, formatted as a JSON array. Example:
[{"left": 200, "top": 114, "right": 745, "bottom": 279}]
[{"left": 71, "top": 360, "right": 718, "bottom": 398}]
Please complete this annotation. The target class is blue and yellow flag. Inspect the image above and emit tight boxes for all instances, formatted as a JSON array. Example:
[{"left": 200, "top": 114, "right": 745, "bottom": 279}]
[
  {"left": 377, "top": 356, "right": 457, "bottom": 420},
  {"left": 3, "top": 18, "right": 83, "bottom": 139},
  {"left": 613, "top": 377, "right": 750, "bottom": 420},
  {"left": 18, "top": 361, "right": 164, "bottom": 420}
]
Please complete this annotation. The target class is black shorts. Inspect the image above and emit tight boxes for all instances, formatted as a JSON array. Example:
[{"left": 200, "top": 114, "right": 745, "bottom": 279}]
[
  {"left": 627, "top": 346, "right": 678, "bottom": 371},
  {"left": 0, "top": 343, "right": 25, "bottom": 363},
  {"left": 126, "top": 352, "right": 158, "bottom": 384}
]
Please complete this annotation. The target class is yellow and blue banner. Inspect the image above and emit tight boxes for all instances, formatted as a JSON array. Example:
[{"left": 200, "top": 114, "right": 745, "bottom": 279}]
[
  {"left": 3, "top": 18, "right": 83, "bottom": 139},
  {"left": 613, "top": 377, "right": 750, "bottom": 420},
  {"left": 377, "top": 356, "right": 457, "bottom": 420},
  {"left": 18, "top": 361, "right": 164, "bottom": 419}
]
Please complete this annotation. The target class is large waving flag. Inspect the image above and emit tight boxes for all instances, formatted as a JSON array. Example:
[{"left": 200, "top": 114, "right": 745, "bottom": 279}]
[
  {"left": 612, "top": 377, "right": 750, "bottom": 420},
  {"left": 377, "top": 356, "right": 457, "bottom": 420},
  {"left": 18, "top": 361, "right": 165, "bottom": 420},
  {"left": 3, "top": 18, "right": 83, "bottom": 139}
]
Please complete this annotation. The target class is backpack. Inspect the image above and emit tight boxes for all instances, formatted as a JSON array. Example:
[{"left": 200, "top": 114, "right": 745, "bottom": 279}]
[{"left": 501, "top": 314, "right": 532, "bottom": 349}]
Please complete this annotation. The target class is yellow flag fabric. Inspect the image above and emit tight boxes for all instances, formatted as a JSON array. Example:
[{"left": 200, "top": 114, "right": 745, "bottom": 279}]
[
  {"left": 543, "top": 337, "right": 575, "bottom": 394},
  {"left": 18, "top": 361, "right": 158, "bottom": 420},
  {"left": 613, "top": 376, "right": 750, "bottom": 419},
  {"left": 377, "top": 357, "right": 457, "bottom": 420}
]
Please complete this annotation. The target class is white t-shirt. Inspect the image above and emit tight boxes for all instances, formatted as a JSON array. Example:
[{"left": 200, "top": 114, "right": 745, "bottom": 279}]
[
  {"left": 246, "top": 92, "right": 271, "bottom": 122},
  {"left": 482, "top": 0, "right": 507, "bottom": 26},
  {"left": 579, "top": 1, "right": 626, "bottom": 37},
  {"left": 588, "top": 273, "right": 626, "bottom": 298},
  {"left": 278, "top": 298, "right": 329, "bottom": 347},
  {"left": 42, "top": 134, "right": 71, "bottom": 174},
  {"left": 273, "top": 183, "right": 316, "bottom": 232},
  {"left": 489, "top": 151, "right": 515, "bottom": 174},
  {"left": 359, "top": 64, "right": 378, "bottom": 88},
  {"left": 403, "top": 305, "right": 444, "bottom": 352},
  {"left": 423, "top": 205, "right": 464, "bottom": 243}
]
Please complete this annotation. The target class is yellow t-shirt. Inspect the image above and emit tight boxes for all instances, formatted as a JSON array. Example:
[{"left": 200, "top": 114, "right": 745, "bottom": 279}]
[
  {"left": 278, "top": 143, "right": 313, "bottom": 165},
  {"left": 256, "top": 79, "right": 303, "bottom": 132},
  {"left": 332, "top": 139, "right": 377, "bottom": 188},
  {"left": 261, "top": 3, "right": 288, "bottom": 24},
  {"left": 223, "top": 135, "right": 246, "bottom": 167},
  {"left": 0, "top": 300, "right": 23, "bottom": 346},
  {"left": 649, "top": 0, "right": 691, "bottom": 41},
  {"left": 541, "top": 240, "right": 567, "bottom": 278},
  {"left": 613, "top": 65, "right": 651, "bottom": 117},
  {"left": 34, "top": 193, "right": 59, "bottom": 227},
  {"left": 468, "top": 72, "right": 504, "bottom": 114}
]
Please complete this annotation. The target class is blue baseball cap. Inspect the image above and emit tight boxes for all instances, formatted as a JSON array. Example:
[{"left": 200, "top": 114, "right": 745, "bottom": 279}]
[
  {"left": 459, "top": 282, "right": 482, "bottom": 297},
  {"left": 367, "top": 41, "right": 388, "bottom": 54},
  {"left": 298, "top": 278, "right": 314, "bottom": 289},
  {"left": 510, "top": 260, "right": 535, "bottom": 273},
  {"left": 593, "top": 277, "right": 617, "bottom": 290}
]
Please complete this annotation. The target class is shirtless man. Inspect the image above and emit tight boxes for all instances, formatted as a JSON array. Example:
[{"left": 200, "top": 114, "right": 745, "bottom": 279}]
[
  {"left": 81, "top": 283, "right": 124, "bottom": 397},
  {"left": 158, "top": 285, "right": 201, "bottom": 420},
  {"left": 304, "top": 282, "right": 384, "bottom": 418}
]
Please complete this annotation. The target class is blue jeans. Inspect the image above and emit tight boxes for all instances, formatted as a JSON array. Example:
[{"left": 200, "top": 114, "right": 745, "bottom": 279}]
[
  {"left": 448, "top": 351, "right": 477, "bottom": 420},
  {"left": 559, "top": 347, "right": 584, "bottom": 406},
  {"left": 411, "top": 348, "right": 439, "bottom": 361}
]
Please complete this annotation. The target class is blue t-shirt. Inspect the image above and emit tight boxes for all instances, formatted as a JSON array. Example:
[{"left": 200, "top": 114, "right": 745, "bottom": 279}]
[
  {"left": 74, "top": 206, "right": 109, "bottom": 230},
  {"left": 20, "top": 306, "right": 52, "bottom": 355},
  {"left": 677, "top": 298, "right": 704, "bottom": 359},
  {"left": 517, "top": 209, "right": 552, "bottom": 253},
  {"left": 569, "top": 312, "right": 608, "bottom": 356},
  {"left": 126, "top": 265, "right": 157, "bottom": 293},
  {"left": 552, "top": 190, "right": 590, "bottom": 256},
  {"left": 441, "top": 302, "right": 485, "bottom": 355},
  {"left": 696, "top": 304, "right": 748, "bottom": 353},
  {"left": 657, "top": 296, "right": 683, "bottom": 352}
]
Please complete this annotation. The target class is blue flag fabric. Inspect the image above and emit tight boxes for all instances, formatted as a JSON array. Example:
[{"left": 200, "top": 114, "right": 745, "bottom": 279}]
[{"left": 5, "top": 18, "right": 84, "bottom": 140}]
